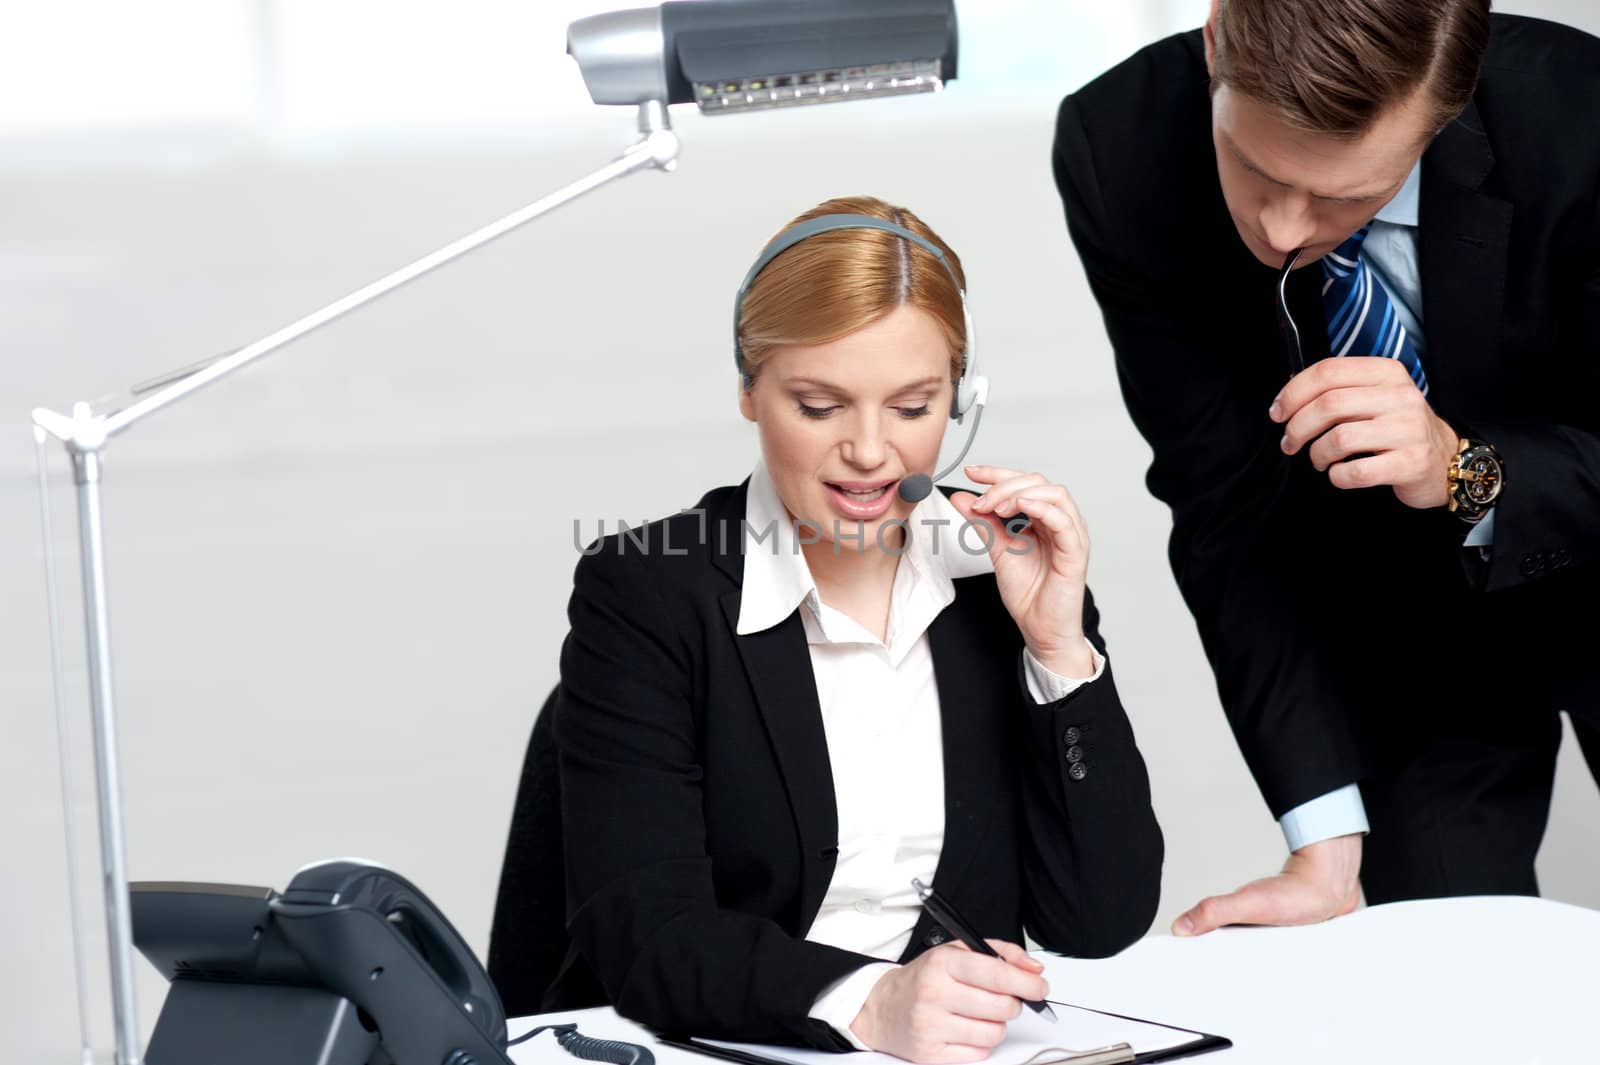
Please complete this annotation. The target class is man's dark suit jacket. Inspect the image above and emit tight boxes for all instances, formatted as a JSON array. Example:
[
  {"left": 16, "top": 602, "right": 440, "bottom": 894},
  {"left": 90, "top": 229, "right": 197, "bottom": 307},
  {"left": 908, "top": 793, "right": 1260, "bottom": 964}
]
[
  {"left": 540, "top": 480, "right": 1163, "bottom": 1049},
  {"left": 1052, "top": 17, "right": 1600, "bottom": 836}
]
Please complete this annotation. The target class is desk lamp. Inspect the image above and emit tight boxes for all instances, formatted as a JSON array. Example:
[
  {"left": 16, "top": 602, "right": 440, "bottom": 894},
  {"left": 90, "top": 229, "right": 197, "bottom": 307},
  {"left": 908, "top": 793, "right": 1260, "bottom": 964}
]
[{"left": 28, "top": 3, "right": 959, "bottom": 1062}]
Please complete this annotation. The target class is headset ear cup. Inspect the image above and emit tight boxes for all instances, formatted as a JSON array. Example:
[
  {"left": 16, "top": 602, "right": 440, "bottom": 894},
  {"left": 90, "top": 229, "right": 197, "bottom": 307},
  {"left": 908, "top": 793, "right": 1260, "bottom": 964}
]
[
  {"left": 952, "top": 355, "right": 974, "bottom": 417},
  {"left": 952, "top": 379, "right": 972, "bottom": 418}
]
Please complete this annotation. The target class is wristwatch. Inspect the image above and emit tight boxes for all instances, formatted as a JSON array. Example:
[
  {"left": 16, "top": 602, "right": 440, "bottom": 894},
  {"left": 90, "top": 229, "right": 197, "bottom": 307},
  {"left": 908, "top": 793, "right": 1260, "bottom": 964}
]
[{"left": 1446, "top": 438, "right": 1504, "bottom": 523}]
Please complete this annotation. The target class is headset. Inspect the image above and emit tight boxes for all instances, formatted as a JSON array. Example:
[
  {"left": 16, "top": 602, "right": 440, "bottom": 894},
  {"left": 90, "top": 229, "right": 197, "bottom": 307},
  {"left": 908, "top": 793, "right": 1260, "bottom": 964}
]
[{"left": 731, "top": 213, "right": 991, "bottom": 503}]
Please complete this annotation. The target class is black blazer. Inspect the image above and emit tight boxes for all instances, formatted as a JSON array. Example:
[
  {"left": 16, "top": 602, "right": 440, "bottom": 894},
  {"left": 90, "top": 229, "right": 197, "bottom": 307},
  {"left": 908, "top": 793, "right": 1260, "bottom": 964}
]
[
  {"left": 1052, "top": 16, "right": 1600, "bottom": 819},
  {"left": 541, "top": 480, "right": 1163, "bottom": 1049}
]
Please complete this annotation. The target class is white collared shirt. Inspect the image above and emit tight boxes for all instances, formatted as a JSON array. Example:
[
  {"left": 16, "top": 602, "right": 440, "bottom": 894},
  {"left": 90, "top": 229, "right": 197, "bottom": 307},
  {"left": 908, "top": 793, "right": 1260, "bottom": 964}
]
[{"left": 735, "top": 462, "right": 1104, "bottom": 1045}]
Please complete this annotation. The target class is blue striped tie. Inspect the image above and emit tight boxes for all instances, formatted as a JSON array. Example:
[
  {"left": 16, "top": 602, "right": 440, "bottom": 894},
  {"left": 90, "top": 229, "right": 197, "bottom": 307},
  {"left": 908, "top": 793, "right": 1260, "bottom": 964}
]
[{"left": 1321, "top": 226, "right": 1429, "bottom": 396}]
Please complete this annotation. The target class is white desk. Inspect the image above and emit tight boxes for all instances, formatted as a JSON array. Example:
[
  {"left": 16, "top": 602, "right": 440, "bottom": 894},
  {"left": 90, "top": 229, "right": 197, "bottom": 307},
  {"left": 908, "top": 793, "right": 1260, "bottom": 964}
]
[{"left": 508, "top": 896, "right": 1597, "bottom": 1063}]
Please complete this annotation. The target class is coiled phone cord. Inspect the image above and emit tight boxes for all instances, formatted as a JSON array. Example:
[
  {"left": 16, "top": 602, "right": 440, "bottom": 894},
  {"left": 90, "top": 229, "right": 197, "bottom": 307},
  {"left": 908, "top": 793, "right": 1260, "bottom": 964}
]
[{"left": 445, "top": 1022, "right": 656, "bottom": 1065}]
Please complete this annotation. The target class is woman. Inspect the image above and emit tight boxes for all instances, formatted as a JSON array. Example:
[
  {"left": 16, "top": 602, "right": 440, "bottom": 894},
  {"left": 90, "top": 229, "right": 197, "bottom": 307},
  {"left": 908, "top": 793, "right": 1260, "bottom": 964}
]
[{"left": 543, "top": 196, "right": 1163, "bottom": 1063}]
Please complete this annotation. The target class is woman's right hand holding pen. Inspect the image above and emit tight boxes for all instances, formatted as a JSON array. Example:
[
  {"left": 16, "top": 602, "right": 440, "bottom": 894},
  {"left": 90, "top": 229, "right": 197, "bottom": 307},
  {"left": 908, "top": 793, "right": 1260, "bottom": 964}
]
[{"left": 849, "top": 940, "right": 1048, "bottom": 1063}]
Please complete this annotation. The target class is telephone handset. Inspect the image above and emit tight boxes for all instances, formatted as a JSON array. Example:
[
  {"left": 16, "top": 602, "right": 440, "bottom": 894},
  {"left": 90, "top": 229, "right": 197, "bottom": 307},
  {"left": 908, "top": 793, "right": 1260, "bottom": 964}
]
[
  {"left": 132, "top": 859, "right": 652, "bottom": 1065},
  {"left": 273, "top": 860, "right": 512, "bottom": 1065}
]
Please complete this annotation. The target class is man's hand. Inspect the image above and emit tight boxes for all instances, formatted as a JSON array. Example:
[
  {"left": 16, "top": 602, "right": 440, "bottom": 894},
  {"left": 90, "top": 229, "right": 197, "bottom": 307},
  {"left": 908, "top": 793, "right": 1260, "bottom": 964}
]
[
  {"left": 850, "top": 939, "right": 1047, "bottom": 1064},
  {"left": 1270, "top": 358, "right": 1457, "bottom": 509},
  {"left": 1172, "top": 834, "right": 1362, "bottom": 936}
]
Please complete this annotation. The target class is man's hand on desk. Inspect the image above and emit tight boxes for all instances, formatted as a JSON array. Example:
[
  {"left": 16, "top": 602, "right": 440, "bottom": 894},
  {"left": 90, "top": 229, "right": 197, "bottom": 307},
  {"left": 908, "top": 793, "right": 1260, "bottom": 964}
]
[
  {"left": 1172, "top": 834, "right": 1362, "bottom": 936},
  {"left": 851, "top": 939, "right": 1048, "bottom": 1064}
]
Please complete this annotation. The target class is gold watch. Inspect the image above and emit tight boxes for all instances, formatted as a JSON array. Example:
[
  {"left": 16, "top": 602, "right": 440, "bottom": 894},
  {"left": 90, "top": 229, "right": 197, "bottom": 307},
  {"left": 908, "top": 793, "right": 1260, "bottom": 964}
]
[{"left": 1446, "top": 438, "right": 1504, "bottom": 523}]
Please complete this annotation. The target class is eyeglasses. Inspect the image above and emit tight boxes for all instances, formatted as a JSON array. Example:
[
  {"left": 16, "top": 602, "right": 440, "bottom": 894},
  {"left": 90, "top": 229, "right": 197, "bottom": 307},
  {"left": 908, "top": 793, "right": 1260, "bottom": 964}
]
[{"left": 1276, "top": 246, "right": 1306, "bottom": 375}]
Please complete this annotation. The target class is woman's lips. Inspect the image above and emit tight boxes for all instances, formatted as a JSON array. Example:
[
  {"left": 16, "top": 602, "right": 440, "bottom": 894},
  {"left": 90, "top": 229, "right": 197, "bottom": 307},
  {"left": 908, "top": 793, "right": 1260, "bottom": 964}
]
[{"left": 824, "top": 481, "right": 898, "bottom": 520}]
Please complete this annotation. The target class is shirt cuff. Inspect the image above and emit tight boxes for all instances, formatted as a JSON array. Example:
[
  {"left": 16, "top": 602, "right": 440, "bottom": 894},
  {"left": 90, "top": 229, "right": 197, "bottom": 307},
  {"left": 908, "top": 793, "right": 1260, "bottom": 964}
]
[
  {"left": 1463, "top": 507, "right": 1496, "bottom": 548},
  {"left": 1022, "top": 639, "right": 1106, "bottom": 704},
  {"left": 809, "top": 962, "right": 897, "bottom": 1050},
  {"left": 1279, "top": 783, "right": 1370, "bottom": 852}
]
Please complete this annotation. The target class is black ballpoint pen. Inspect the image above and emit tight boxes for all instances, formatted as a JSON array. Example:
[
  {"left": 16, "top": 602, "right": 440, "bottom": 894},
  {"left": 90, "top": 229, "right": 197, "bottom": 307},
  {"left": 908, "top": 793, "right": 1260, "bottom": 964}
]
[{"left": 911, "top": 878, "right": 1058, "bottom": 1023}]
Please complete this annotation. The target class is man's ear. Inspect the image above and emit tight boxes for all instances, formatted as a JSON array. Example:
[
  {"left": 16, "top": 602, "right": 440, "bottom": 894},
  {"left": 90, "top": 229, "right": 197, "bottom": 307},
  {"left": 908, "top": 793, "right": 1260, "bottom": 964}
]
[{"left": 1203, "top": 0, "right": 1220, "bottom": 77}]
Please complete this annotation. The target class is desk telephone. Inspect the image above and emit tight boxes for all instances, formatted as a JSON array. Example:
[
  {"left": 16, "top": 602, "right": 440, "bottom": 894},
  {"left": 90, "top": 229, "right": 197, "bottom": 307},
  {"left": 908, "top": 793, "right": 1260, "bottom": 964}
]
[{"left": 131, "top": 859, "right": 651, "bottom": 1065}]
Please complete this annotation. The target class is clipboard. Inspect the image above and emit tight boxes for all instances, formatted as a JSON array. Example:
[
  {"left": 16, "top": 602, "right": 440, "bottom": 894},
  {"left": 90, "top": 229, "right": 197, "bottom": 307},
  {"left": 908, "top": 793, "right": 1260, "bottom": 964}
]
[
  {"left": 1050, "top": 999, "right": 1231, "bottom": 1064},
  {"left": 655, "top": 1038, "right": 1148, "bottom": 1065},
  {"left": 656, "top": 998, "right": 1229, "bottom": 1064}
]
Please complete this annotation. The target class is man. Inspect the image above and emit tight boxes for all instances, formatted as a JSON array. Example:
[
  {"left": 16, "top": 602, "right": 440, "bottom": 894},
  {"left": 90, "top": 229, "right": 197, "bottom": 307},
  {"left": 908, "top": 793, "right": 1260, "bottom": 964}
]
[{"left": 1053, "top": 0, "right": 1599, "bottom": 933}]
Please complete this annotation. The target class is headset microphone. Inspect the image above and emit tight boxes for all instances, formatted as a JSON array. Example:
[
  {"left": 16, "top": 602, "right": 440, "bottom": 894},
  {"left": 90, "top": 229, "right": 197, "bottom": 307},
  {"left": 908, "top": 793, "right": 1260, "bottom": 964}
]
[
  {"left": 897, "top": 474, "right": 934, "bottom": 504},
  {"left": 896, "top": 377, "right": 988, "bottom": 502}
]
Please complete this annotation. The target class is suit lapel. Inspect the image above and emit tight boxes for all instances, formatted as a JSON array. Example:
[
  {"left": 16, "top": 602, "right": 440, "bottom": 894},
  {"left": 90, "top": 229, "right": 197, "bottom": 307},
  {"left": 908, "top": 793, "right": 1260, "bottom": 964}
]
[
  {"left": 1419, "top": 98, "right": 1513, "bottom": 412},
  {"left": 711, "top": 485, "right": 839, "bottom": 930}
]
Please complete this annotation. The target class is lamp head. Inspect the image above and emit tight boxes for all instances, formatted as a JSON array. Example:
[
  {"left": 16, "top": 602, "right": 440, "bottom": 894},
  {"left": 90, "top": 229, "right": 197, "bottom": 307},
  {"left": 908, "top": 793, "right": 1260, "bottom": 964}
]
[{"left": 567, "top": 0, "right": 958, "bottom": 115}]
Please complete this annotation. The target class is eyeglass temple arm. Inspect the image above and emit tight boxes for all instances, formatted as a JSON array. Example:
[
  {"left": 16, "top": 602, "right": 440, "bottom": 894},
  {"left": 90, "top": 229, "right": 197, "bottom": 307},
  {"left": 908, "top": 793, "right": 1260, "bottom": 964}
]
[{"left": 1276, "top": 247, "right": 1307, "bottom": 375}]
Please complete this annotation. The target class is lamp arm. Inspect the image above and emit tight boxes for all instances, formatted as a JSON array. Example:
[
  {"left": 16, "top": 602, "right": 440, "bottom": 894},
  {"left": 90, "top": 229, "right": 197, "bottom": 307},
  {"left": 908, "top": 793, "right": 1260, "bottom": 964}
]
[
  {"left": 33, "top": 102, "right": 679, "bottom": 446},
  {"left": 26, "top": 100, "right": 677, "bottom": 1065}
]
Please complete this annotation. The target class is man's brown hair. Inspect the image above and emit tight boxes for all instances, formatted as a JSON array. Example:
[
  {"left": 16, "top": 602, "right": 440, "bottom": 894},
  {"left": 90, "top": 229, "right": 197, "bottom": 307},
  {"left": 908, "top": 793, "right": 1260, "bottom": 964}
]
[{"left": 1211, "top": 0, "right": 1491, "bottom": 138}]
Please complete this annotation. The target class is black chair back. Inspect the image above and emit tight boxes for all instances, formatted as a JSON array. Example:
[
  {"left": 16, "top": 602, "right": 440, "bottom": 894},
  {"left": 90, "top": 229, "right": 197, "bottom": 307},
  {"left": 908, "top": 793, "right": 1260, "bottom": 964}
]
[{"left": 486, "top": 687, "right": 567, "bottom": 1018}]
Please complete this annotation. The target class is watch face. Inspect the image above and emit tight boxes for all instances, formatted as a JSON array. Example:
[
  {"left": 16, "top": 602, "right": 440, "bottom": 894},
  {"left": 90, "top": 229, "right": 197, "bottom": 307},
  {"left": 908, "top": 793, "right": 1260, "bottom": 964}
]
[{"left": 1463, "top": 451, "right": 1503, "bottom": 505}]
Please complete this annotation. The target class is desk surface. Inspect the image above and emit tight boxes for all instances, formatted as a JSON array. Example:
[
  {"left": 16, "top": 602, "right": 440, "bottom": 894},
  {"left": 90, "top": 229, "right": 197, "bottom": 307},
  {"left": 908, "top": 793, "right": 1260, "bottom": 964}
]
[{"left": 509, "top": 895, "right": 1596, "bottom": 1064}]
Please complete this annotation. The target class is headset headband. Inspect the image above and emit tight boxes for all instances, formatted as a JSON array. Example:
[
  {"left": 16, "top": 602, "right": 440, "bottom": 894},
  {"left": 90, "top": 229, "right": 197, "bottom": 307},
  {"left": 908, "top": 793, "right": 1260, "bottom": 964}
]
[{"left": 731, "top": 212, "right": 979, "bottom": 418}]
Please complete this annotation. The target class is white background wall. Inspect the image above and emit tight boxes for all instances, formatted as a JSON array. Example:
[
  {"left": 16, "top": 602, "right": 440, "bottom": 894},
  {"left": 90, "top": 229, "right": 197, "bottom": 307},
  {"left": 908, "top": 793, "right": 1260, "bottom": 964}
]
[{"left": 4, "top": 2, "right": 1597, "bottom": 1060}]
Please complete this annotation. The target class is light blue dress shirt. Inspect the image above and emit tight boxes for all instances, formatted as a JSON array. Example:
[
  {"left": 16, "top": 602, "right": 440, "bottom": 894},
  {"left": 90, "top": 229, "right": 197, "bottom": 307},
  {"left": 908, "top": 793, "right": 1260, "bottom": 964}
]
[{"left": 1278, "top": 160, "right": 1493, "bottom": 851}]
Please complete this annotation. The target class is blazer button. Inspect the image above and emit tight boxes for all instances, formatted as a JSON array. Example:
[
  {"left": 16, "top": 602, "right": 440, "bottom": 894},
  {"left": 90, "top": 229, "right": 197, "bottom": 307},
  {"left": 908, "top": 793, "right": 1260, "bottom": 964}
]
[
  {"left": 925, "top": 930, "right": 948, "bottom": 947},
  {"left": 1063, "top": 727, "right": 1082, "bottom": 746},
  {"left": 1554, "top": 548, "right": 1571, "bottom": 569},
  {"left": 1065, "top": 745, "right": 1084, "bottom": 763},
  {"left": 1519, "top": 553, "right": 1542, "bottom": 578},
  {"left": 1069, "top": 762, "right": 1089, "bottom": 782}
]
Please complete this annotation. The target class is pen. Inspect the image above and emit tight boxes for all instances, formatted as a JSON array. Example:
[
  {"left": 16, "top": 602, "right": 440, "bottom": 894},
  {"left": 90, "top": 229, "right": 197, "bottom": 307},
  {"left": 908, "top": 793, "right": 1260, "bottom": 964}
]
[{"left": 911, "top": 877, "right": 1057, "bottom": 1023}]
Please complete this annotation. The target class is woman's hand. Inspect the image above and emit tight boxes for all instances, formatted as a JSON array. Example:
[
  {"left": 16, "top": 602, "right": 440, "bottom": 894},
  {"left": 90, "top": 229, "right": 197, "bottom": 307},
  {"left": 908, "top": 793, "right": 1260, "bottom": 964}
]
[
  {"left": 949, "top": 465, "right": 1093, "bottom": 677},
  {"left": 850, "top": 940, "right": 1048, "bottom": 1063}
]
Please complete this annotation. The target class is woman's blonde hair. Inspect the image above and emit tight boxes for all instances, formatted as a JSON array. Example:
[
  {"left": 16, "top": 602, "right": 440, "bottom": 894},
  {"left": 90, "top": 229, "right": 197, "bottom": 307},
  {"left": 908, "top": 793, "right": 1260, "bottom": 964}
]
[{"left": 736, "top": 195, "right": 967, "bottom": 390}]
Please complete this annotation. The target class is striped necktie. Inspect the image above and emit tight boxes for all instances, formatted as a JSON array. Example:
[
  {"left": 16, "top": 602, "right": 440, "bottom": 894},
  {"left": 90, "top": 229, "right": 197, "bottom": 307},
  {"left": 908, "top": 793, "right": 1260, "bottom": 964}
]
[{"left": 1321, "top": 226, "right": 1429, "bottom": 396}]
